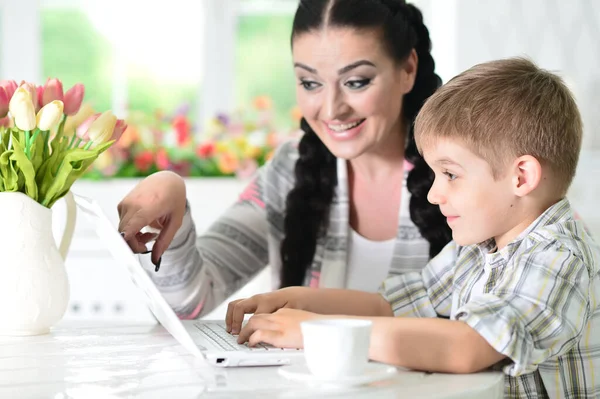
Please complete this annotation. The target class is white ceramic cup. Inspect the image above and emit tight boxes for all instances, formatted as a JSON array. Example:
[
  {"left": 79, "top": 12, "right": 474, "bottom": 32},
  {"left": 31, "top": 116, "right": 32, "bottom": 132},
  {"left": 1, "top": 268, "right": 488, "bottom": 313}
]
[{"left": 300, "top": 319, "right": 373, "bottom": 379}]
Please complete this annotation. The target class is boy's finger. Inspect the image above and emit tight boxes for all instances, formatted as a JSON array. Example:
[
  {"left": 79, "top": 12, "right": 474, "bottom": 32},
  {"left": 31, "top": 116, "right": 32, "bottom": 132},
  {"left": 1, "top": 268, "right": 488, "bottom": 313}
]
[
  {"left": 225, "top": 299, "right": 244, "bottom": 332},
  {"left": 231, "top": 298, "right": 258, "bottom": 334},
  {"left": 237, "top": 315, "right": 272, "bottom": 344},
  {"left": 248, "top": 329, "right": 281, "bottom": 348}
]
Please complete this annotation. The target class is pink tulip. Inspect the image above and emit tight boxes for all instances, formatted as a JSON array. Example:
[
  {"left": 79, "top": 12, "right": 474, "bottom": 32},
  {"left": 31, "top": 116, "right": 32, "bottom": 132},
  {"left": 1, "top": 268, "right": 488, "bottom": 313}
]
[
  {"left": 111, "top": 119, "right": 127, "bottom": 142},
  {"left": 63, "top": 83, "right": 85, "bottom": 116},
  {"left": 41, "top": 78, "right": 64, "bottom": 106},
  {"left": 76, "top": 113, "right": 101, "bottom": 140},
  {"left": 0, "top": 87, "right": 8, "bottom": 118},
  {"left": 0, "top": 117, "right": 10, "bottom": 128},
  {"left": 0, "top": 80, "right": 18, "bottom": 100},
  {"left": 36, "top": 86, "right": 44, "bottom": 109},
  {"left": 36, "top": 86, "right": 44, "bottom": 107}
]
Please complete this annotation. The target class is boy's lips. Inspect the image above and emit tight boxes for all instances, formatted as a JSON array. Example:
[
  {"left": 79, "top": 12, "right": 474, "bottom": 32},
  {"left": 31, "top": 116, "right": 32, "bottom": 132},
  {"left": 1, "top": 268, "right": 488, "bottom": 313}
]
[{"left": 442, "top": 213, "right": 460, "bottom": 223}]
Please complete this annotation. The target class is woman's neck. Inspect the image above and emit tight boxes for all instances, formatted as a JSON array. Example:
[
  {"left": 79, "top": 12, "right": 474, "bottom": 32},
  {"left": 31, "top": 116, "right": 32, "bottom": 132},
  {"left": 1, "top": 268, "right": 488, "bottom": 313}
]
[{"left": 348, "top": 120, "right": 406, "bottom": 182}]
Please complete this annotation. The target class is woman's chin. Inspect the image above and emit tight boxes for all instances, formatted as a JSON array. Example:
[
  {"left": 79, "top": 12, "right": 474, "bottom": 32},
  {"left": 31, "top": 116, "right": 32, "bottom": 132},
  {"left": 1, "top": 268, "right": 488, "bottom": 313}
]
[
  {"left": 314, "top": 134, "right": 364, "bottom": 160},
  {"left": 326, "top": 143, "right": 366, "bottom": 160}
]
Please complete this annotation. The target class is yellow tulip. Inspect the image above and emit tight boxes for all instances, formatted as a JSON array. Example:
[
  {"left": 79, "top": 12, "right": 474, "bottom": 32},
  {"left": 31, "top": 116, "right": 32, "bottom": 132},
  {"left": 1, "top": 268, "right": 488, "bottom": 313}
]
[
  {"left": 36, "top": 100, "right": 64, "bottom": 131},
  {"left": 10, "top": 94, "right": 36, "bottom": 131},
  {"left": 64, "top": 103, "right": 95, "bottom": 135},
  {"left": 85, "top": 110, "right": 117, "bottom": 147},
  {"left": 9, "top": 86, "right": 32, "bottom": 115}
]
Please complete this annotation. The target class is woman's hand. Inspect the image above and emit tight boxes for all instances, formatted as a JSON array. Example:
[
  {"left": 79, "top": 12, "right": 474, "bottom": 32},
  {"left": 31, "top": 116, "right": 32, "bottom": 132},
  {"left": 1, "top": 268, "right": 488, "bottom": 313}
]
[
  {"left": 117, "top": 171, "right": 187, "bottom": 265},
  {"left": 225, "top": 287, "right": 313, "bottom": 334},
  {"left": 236, "top": 308, "right": 322, "bottom": 348}
]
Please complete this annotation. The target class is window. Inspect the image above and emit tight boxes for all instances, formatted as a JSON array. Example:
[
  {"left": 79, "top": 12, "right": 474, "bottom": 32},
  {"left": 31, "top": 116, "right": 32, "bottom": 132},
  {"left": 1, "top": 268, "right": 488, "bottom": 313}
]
[
  {"left": 41, "top": 1, "right": 204, "bottom": 119},
  {"left": 42, "top": 8, "right": 113, "bottom": 112},
  {"left": 235, "top": 13, "right": 296, "bottom": 128}
]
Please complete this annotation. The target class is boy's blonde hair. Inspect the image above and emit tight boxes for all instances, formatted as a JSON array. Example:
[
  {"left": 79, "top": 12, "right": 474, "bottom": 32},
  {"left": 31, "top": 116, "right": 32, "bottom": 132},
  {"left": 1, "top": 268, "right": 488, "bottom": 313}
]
[{"left": 415, "top": 57, "right": 582, "bottom": 195}]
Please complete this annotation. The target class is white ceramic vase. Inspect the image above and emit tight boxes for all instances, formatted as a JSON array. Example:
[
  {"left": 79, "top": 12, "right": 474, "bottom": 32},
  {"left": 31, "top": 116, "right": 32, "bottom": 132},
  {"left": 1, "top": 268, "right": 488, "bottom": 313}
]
[{"left": 0, "top": 191, "right": 76, "bottom": 335}]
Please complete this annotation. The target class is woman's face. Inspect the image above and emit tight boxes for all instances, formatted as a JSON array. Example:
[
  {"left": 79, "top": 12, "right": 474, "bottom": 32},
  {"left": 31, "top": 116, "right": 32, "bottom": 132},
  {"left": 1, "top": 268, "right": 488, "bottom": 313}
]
[{"left": 292, "top": 28, "right": 417, "bottom": 159}]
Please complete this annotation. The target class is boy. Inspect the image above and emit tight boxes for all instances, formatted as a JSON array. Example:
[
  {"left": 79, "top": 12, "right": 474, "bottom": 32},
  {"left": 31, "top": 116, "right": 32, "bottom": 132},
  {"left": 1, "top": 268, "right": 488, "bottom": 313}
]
[{"left": 227, "top": 58, "right": 600, "bottom": 398}]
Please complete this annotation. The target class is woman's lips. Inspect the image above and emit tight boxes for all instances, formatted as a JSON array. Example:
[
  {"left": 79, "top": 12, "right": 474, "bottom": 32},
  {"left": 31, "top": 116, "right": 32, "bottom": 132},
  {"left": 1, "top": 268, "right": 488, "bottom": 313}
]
[{"left": 323, "top": 119, "right": 366, "bottom": 141}]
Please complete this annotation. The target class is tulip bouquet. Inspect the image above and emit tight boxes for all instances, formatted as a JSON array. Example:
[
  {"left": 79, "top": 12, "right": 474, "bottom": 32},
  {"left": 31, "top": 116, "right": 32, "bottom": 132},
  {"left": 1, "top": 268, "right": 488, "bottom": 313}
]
[{"left": 0, "top": 78, "right": 125, "bottom": 207}]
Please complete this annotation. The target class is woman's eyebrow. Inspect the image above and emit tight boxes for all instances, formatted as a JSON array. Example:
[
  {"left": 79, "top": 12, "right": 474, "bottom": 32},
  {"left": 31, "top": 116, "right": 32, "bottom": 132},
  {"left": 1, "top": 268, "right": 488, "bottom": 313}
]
[{"left": 293, "top": 60, "right": 376, "bottom": 75}]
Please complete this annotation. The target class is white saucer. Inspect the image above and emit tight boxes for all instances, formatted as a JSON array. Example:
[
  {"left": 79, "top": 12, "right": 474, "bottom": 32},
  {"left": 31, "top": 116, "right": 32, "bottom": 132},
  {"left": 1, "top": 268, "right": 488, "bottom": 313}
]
[{"left": 278, "top": 362, "right": 397, "bottom": 387}]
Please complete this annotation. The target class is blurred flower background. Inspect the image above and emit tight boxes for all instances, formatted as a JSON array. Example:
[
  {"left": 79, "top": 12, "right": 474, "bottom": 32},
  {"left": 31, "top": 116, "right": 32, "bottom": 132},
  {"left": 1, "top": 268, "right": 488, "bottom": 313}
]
[{"left": 81, "top": 97, "right": 302, "bottom": 180}]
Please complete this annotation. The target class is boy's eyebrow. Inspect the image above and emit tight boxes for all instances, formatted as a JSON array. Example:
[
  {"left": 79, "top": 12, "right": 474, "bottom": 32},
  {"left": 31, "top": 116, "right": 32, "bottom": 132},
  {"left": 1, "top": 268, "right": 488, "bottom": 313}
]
[
  {"left": 435, "top": 158, "right": 464, "bottom": 168},
  {"left": 293, "top": 60, "right": 376, "bottom": 75}
]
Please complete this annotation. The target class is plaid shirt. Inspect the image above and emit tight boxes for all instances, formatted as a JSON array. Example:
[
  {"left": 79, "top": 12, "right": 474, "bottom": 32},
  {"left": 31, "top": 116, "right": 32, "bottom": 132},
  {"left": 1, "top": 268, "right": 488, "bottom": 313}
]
[{"left": 380, "top": 199, "right": 600, "bottom": 398}]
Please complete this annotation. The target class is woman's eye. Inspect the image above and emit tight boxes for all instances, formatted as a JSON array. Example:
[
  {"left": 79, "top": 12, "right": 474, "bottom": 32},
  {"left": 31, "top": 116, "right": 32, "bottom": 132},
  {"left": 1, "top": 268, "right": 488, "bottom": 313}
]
[
  {"left": 299, "top": 80, "right": 321, "bottom": 91},
  {"left": 345, "top": 78, "right": 371, "bottom": 89}
]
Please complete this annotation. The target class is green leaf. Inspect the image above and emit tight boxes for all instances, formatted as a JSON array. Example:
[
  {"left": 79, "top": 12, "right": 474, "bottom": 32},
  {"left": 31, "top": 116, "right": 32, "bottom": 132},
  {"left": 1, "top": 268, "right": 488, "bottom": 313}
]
[
  {"left": 42, "top": 141, "right": 113, "bottom": 207},
  {"left": 0, "top": 127, "right": 9, "bottom": 151},
  {"left": 29, "top": 129, "right": 46, "bottom": 172},
  {"left": 0, "top": 151, "right": 19, "bottom": 192},
  {"left": 36, "top": 135, "right": 70, "bottom": 202},
  {"left": 10, "top": 132, "right": 38, "bottom": 201}
]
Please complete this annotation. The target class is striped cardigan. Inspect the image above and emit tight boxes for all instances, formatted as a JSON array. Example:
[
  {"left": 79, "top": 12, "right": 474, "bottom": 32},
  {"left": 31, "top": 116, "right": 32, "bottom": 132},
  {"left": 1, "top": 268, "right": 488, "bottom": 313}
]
[{"left": 140, "top": 140, "right": 431, "bottom": 318}]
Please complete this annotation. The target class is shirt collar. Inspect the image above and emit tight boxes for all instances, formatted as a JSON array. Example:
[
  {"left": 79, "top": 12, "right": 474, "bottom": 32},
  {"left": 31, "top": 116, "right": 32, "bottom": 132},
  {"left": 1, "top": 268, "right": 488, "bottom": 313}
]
[{"left": 476, "top": 198, "right": 573, "bottom": 264}]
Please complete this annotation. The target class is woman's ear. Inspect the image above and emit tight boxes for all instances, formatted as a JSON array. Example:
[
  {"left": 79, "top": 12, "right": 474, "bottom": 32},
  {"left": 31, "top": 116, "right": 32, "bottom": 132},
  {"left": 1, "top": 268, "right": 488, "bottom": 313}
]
[
  {"left": 400, "top": 49, "right": 418, "bottom": 94},
  {"left": 511, "top": 155, "right": 542, "bottom": 197}
]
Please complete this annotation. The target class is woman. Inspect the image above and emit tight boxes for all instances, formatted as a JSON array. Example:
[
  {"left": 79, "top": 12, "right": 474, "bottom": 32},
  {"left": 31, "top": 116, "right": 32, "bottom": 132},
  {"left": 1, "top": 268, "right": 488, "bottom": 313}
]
[{"left": 117, "top": 0, "right": 451, "bottom": 320}]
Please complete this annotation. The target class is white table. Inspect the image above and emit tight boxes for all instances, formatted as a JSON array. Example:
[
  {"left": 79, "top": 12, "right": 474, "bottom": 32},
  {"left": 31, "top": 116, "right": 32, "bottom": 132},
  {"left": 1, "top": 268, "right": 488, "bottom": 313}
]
[{"left": 0, "top": 322, "right": 504, "bottom": 399}]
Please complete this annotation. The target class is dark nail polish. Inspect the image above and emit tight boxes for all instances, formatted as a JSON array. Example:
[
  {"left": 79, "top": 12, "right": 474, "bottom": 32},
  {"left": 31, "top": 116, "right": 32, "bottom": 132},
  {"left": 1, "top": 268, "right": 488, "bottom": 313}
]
[
  {"left": 141, "top": 250, "right": 152, "bottom": 254},
  {"left": 154, "top": 257, "right": 162, "bottom": 272}
]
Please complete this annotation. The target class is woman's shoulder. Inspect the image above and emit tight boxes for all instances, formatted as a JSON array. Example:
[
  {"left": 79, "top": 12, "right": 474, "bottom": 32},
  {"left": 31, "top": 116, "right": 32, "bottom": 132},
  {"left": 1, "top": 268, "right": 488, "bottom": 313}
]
[
  {"left": 269, "top": 139, "right": 300, "bottom": 169},
  {"left": 265, "top": 138, "right": 300, "bottom": 179}
]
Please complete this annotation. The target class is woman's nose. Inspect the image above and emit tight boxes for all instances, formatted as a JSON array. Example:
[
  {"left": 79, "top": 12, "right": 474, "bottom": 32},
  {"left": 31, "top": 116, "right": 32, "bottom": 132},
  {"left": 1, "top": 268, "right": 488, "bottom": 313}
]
[{"left": 323, "top": 87, "right": 349, "bottom": 120}]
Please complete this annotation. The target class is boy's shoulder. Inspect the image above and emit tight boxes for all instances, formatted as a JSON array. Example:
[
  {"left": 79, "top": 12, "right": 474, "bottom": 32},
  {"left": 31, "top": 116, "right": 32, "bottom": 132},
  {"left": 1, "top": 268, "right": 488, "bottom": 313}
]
[{"left": 518, "top": 217, "right": 600, "bottom": 275}]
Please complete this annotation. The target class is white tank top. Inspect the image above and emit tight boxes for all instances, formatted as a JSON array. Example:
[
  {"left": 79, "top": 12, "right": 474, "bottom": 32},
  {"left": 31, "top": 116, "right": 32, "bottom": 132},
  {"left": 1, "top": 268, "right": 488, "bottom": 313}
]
[{"left": 345, "top": 228, "right": 396, "bottom": 292}]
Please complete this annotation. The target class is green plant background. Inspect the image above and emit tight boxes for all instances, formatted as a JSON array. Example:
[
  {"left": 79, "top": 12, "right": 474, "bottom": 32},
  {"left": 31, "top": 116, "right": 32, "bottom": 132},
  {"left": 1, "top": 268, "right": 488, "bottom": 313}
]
[{"left": 41, "top": 9, "right": 296, "bottom": 127}]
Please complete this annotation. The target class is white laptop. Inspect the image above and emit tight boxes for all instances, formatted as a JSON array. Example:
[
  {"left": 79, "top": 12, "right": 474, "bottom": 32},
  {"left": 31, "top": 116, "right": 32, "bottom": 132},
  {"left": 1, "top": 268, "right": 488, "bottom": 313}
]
[{"left": 73, "top": 193, "right": 303, "bottom": 367}]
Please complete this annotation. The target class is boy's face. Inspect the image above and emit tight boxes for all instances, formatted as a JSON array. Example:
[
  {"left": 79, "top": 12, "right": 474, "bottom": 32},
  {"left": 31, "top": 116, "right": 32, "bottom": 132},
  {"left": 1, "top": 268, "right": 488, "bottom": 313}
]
[{"left": 422, "top": 138, "right": 518, "bottom": 247}]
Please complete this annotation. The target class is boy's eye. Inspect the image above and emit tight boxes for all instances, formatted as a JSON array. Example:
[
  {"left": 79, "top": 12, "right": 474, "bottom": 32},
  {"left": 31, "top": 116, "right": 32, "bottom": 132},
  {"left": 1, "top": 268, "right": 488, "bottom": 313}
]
[
  {"left": 443, "top": 171, "right": 457, "bottom": 181},
  {"left": 345, "top": 78, "right": 371, "bottom": 90},
  {"left": 299, "top": 80, "right": 321, "bottom": 91}
]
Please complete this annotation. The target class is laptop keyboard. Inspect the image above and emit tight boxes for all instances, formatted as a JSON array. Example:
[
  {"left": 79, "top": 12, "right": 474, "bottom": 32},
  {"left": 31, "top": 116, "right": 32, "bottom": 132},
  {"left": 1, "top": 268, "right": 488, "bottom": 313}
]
[{"left": 193, "top": 322, "right": 300, "bottom": 352}]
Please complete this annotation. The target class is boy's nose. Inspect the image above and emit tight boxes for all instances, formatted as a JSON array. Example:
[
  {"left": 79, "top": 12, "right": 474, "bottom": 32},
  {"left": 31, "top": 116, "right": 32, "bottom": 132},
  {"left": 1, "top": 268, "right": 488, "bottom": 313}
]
[{"left": 427, "top": 184, "right": 445, "bottom": 205}]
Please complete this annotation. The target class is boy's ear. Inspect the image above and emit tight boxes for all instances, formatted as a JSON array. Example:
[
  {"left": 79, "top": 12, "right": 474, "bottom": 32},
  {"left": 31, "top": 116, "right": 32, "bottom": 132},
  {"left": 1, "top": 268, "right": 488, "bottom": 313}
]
[{"left": 511, "top": 155, "right": 542, "bottom": 197}]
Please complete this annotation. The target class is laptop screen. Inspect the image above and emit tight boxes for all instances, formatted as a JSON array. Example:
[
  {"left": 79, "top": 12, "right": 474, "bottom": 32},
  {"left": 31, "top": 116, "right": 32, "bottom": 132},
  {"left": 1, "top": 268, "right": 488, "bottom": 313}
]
[{"left": 73, "top": 193, "right": 204, "bottom": 358}]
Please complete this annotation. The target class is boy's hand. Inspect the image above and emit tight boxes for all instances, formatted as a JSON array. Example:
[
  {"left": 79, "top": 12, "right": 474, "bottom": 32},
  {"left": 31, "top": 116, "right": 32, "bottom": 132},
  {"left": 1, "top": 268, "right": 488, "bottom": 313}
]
[
  {"left": 225, "top": 287, "right": 312, "bottom": 334},
  {"left": 236, "top": 308, "right": 321, "bottom": 348}
]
